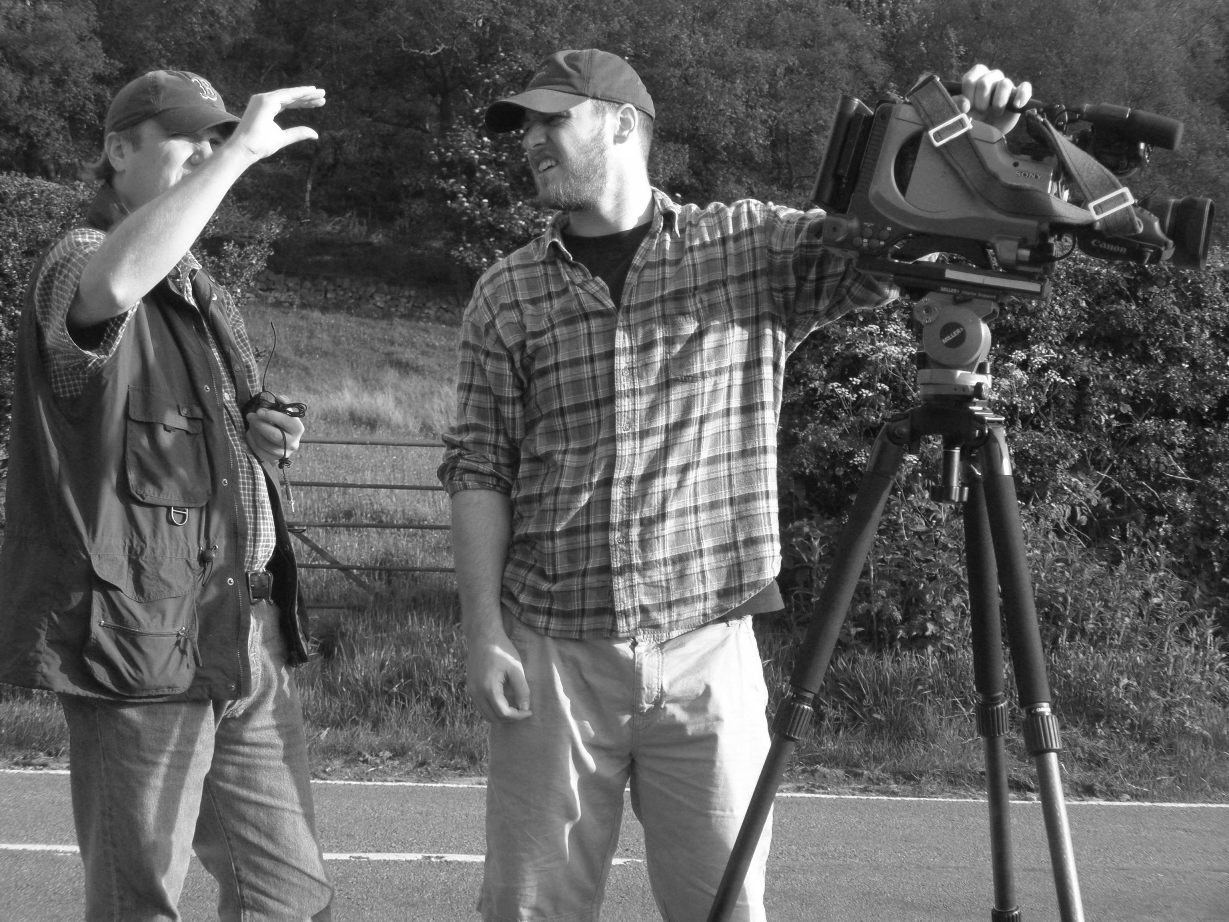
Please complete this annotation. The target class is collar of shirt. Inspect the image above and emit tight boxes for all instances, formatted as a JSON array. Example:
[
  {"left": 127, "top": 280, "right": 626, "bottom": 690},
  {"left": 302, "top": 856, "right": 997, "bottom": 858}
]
[{"left": 534, "top": 189, "right": 682, "bottom": 264}]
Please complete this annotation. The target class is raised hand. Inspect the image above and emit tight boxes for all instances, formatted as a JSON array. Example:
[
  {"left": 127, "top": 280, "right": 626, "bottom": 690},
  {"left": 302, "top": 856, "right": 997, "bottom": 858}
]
[{"left": 228, "top": 86, "right": 327, "bottom": 162}]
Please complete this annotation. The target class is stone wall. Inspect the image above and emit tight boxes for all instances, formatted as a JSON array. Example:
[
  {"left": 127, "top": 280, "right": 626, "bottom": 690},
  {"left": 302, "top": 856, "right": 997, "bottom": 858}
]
[{"left": 254, "top": 271, "right": 461, "bottom": 322}]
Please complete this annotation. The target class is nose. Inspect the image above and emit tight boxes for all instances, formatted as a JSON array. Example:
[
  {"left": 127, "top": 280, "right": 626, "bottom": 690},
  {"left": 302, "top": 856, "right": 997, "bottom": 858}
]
[{"left": 521, "top": 121, "right": 546, "bottom": 151}]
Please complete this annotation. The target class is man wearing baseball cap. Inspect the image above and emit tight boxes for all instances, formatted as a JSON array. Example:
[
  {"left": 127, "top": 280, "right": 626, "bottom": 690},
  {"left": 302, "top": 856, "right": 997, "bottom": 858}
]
[
  {"left": 0, "top": 70, "right": 332, "bottom": 920},
  {"left": 440, "top": 49, "right": 1032, "bottom": 921}
]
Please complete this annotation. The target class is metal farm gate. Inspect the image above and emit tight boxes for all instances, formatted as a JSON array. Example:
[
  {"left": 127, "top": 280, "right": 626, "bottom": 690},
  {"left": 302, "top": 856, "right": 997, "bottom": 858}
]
[{"left": 287, "top": 436, "right": 453, "bottom": 609}]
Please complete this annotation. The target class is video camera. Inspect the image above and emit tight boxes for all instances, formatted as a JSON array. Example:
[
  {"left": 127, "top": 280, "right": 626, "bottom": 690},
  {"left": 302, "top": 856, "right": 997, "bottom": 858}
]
[
  {"left": 811, "top": 74, "right": 1215, "bottom": 401},
  {"left": 813, "top": 74, "right": 1215, "bottom": 303}
]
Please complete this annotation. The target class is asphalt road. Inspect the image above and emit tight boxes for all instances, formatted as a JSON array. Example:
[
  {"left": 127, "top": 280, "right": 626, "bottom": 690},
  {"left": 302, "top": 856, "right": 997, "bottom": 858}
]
[{"left": 1, "top": 769, "right": 1226, "bottom": 921}]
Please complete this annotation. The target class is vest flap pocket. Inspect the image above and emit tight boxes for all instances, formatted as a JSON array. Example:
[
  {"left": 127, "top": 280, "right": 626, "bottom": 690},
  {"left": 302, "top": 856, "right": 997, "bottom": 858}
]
[
  {"left": 127, "top": 387, "right": 204, "bottom": 432},
  {"left": 126, "top": 386, "right": 210, "bottom": 506},
  {"left": 91, "top": 552, "right": 195, "bottom": 602},
  {"left": 83, "top": 556, "right": 199, "bottom": 697}
]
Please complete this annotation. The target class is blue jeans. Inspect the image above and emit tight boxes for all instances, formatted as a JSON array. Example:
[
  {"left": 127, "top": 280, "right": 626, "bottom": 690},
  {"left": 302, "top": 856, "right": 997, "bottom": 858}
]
[
  {"left": 482, "top": 615, "right": 772, "bottom": 922},
  {"left": 59, "top": 601, "right": 333, "bottom": 922}
]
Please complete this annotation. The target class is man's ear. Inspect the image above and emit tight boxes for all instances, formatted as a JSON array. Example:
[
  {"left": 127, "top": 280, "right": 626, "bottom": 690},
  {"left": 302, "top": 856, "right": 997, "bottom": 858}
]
[
  {"left": 103, "top": 132, "right": 129, "bottom": 174},
  {"left": 614, "top": 104, "right": 638, "bottom": 144}
]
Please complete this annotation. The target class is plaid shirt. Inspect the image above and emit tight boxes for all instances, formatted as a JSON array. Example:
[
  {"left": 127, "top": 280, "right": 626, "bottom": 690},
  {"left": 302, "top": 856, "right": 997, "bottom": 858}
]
[
  {"left": 33, "top": 227, "right": 276, "bottom": 572},
  {"left": 439, "top": 190, "right": 892, "bottom": 639}
]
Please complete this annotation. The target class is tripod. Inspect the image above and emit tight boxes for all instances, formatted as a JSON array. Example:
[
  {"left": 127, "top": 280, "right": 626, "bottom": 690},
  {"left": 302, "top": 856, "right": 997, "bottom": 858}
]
[{"left": 708, "top": 287, "right": 1086, "bottom": 922}]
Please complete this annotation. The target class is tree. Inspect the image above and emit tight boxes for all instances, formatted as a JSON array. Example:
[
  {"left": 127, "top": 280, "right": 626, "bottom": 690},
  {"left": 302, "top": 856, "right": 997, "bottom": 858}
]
[
  {"left": 618, "top": 0, "right": 886, "bottom": 203},
  {"left": 94, "top": 0, "right": 261, "bottom": 80},
  {"left": 0, "top": 0, "right": 112, "bottom": 177},
  {"left": 427, "top": 0, "right": 887, "bottom": 268}
]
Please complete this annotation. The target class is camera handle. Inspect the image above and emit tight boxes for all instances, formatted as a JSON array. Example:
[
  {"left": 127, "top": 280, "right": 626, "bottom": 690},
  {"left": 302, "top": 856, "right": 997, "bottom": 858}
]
[
  {"left": 707, "top": 291, "right": 1087, "bottom": 922},
  {"left": 912, "top": 75, "right": 1142, "bottom": 239}
]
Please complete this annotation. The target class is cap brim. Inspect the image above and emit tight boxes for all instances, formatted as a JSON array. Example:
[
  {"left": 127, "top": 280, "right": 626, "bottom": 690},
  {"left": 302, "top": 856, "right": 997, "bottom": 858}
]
[
  {"left": 153, "top": 107, "right": 241, "bottom": 136},
  {"left": 485, "top": 88, "right": 588, "bottom": 133}
]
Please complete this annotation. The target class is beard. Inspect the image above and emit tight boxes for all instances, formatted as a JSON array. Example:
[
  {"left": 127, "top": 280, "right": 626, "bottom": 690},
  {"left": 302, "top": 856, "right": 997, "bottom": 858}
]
[{"left": 532, "top": 126, "right": 610, "bottom": 212}]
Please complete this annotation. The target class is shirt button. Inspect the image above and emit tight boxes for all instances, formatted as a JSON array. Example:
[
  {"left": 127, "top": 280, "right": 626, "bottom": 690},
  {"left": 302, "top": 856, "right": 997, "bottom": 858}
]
[
  {"left": 221, "top": 478, "right": 229, "bottom": 487},
  {"left": 227, "top": 577, "right": 235, "bottom": 586}
]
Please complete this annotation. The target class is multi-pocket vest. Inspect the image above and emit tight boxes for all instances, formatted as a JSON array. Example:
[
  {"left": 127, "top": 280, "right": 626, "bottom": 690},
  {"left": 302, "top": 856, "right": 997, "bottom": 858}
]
[{"left": 0, "top": 187, "right": 307, "bottom": 700}]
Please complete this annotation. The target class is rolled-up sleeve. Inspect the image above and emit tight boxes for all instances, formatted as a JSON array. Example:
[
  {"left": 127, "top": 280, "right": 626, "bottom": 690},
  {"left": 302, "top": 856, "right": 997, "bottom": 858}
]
[
  {"left": 35, "top": 229, "right": 137, "bottom": 401},
  {"left": 437, "top": 287, "right": 521, "bottom": 496}
]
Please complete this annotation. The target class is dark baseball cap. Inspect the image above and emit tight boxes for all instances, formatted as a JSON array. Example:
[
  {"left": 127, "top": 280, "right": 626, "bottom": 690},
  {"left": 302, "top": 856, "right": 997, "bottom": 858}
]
[
  {"left": 105, "top": 70, "right": 240, "bottom": 136},
  {"left": 485, "top": 49, "right": 655, "bottom": 133}
]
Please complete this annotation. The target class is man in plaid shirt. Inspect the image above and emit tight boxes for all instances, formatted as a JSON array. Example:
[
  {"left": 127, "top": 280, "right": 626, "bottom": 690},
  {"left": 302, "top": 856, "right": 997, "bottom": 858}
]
[
  {"left": 0, "top": 71, "right": 332, "bottom": 920},
  {"left": 438, "top": 50, "right": 1031, "bottom": 922}
]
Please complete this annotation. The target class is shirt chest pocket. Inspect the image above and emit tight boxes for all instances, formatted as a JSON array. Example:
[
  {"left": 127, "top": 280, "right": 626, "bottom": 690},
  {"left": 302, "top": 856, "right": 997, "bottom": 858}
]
[
  {"left": 125, "top": 386, "right": 211, "bottom": 507},
  {"left": 657, "top": 312, "right": 743, "bottom": 383}
]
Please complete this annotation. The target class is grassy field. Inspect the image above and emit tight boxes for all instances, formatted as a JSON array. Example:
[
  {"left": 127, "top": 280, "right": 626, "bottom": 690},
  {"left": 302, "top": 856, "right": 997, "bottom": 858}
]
[{"left": 2, "top": 296, "right": 1226, "bottom": 802}]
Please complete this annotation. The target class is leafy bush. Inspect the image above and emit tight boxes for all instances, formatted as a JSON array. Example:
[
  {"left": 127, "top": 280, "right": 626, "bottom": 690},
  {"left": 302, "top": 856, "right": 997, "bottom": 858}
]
[
  {"left": 200, "top": 200, "right": 288, "bottom": 304},
  {"left": 0, "top": 172, "right": 93, "bottom": 484},
  {"left": 777, "top": 252, "right": 1229, "bottom": 651},
  {"left": 429, "top": 123, "right": 546, "bottom": 280},
  {"left": 995, "top": 258, "right": 1229, "bottom": 595}
]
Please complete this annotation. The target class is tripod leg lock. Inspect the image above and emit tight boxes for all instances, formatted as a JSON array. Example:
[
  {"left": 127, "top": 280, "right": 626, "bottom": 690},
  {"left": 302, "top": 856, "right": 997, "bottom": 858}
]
[
  {"left": 772, "top": 691, "right": 816, "bottom": 741},
  {"left": 1022, "top": 704, "right": 1063, "bottom": 755},
  {"left": 976, "top": 696, "right": 1009, "bottom": 739}
]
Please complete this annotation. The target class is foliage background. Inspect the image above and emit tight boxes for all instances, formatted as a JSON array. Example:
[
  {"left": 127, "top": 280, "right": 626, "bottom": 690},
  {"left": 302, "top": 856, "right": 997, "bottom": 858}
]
[
  {"left": 0, "top": 0, "right": 1227, "bottom": 754},
  {"left": 2, "top": 0, "right": 1226, "bottom": 262}
]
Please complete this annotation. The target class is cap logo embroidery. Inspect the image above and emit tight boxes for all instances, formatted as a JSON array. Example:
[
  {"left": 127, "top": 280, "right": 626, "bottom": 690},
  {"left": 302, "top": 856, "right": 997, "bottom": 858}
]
[{"left": 188, "top": 75, "right": 221, "bottom": 103}]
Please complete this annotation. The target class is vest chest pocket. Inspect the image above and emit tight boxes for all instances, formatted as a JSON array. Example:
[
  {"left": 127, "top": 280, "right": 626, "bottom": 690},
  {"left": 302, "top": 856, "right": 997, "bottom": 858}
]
[{"left": 125, "top": 387, "right": 211, "bottom": 506}]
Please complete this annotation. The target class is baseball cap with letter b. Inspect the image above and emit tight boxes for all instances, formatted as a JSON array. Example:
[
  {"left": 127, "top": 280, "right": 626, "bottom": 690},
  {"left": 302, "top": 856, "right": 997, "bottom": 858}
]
[
  {"left": 105, "top": 70, "right": 241, "bottom": 137},
  {"left": 485, "top": 49, "right": 655, "bottom": 133}
]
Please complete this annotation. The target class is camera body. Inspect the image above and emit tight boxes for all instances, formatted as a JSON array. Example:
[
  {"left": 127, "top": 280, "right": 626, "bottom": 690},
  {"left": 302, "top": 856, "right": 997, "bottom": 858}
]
[{"left": 812, "top": 76, "right": 1215, "bottom": 300}]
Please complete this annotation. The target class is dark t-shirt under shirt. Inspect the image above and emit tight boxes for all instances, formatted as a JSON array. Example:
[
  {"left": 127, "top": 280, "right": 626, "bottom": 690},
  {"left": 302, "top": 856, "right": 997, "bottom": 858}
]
[{"left": 562, "top": 222, "right": 651, "bottom": 306}]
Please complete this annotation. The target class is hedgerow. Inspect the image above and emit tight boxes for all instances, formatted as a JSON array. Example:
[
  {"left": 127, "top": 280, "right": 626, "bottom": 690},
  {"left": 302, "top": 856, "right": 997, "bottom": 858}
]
[{"left": 777, "top": 253, "right": 1229, "bottom": 655}]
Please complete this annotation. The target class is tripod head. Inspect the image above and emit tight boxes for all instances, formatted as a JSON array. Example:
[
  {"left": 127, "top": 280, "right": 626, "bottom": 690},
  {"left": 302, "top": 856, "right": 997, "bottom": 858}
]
[
  {"left": 912, "top": 290, "right": 996, "bottom": 404},
  {"left": 851, "top": 248, "right": 1049, "bottom": 405},
  {"left": 875, "top": 262, "right": 1039, "bottom": 505}
]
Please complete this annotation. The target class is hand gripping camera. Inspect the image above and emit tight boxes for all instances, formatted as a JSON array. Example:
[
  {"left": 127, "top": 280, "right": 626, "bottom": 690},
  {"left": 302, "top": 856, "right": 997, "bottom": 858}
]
[{"left": 812, "top": 74, "right": 1215, "bottom": 400}]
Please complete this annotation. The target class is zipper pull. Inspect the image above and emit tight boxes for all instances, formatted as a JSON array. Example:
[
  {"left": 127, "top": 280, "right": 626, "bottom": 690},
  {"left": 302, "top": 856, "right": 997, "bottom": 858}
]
[
  {"left": 198, "top": 545, "right": 218, "bottom": 583},
  {"left": 177, "top": 628, "right": 202, "bottom": 667}
]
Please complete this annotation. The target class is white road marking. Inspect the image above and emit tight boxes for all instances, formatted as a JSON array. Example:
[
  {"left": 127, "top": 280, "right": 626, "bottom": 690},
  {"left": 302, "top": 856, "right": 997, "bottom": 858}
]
[
  {"left": 2, "top": 768, "right": 1222, "bottom": 863},
  {"left": 4, "top": 769, "right": 1226, "bottom": 807},
  {"left": 0, "top": 843, "right": 646, "bottom": 865}
]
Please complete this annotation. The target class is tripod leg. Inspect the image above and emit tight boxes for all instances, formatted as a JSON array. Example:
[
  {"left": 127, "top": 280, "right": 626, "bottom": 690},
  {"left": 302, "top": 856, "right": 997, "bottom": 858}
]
[
  {"left": 978, "top": 427, "right": 1086, "bottom": 922},
  {"left": 706, "top": 421, "right": 910, "bottom": 922},
  {"left": 964, "top": 463, "right": 1021, "bottom": 922}
]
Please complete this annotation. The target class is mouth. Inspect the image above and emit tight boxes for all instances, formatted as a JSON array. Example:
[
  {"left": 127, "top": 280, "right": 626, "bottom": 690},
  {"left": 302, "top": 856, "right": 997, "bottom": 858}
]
[{"left": 532, "top": 155, "right": 558, "bottom": 175}]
